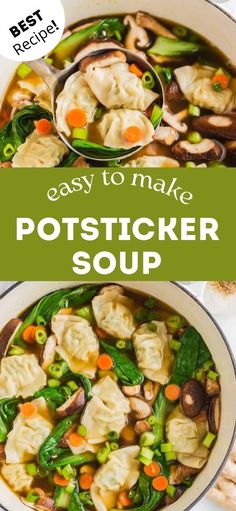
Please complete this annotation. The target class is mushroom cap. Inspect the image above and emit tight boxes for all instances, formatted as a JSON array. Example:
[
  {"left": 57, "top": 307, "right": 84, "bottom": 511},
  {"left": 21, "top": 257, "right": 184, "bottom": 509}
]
[
  {"left": 172, "top": 138, "right": 225, "bottom": 162},
  {"left": 56, "top": 388, "right": 85, "bottom": 418},
  {"left": 208, "top": 396, "right": 221, "bottom": 435},
  {"left": 80, "top": 50, "right": 126, "bottom": 72},
  {"left": 0, "top": 318, "right": 22, "bottom": 359},
  {"left": 124, "top": 15, "right": 150, "bottom": 50},
  {"left": 128, "top": 396, "right": 152, "bottom": 420},
  {"left": 193, "top": 114, "right": 236, "bottom": 140},
  {"left": 180, "top": 378, "right": 206, "bottom": 418}
]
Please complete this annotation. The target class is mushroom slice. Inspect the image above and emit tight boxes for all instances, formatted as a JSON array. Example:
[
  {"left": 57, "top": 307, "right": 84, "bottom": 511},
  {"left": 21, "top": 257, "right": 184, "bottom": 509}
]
[
  {"left": 75, "top": 40, "right": 122, "bottom": 62},
  {"left": 170, "top": 464, "right": 200, "bottom": 485},
  {"left": 80, "top": 50, "right": 126, "bottom": 72},
  {"left": 143, "top": 381, "right": 161, "bottom": 403},
  {"left": 0, "top": 443, "right": 6, "bottom": 461},
  {"left": 56, "top": 388, "right": 85, "bottom": 418},
  {"left": 122, "top": 385, "right": 141, "bottom": 397},
  {"left": 208, "top": 396, "right": 221, "bottom": 435},
  {"left": 153, "top": 126, "right": 179, "bottom": 146},
  {"left": 165, "top": 486, "right": 186, "bottom": 505},
  {"left": 165, "top": 81, "right": 183, "bottom": 102},
  {"left": 136, "top": 12, "right": 176, "bottom": 39},
  {"left": 193, "top": 114, "right": 236, "bottom": 140},
  {"left": 21, "top": 497, "right": 56, "bottom": 511},
  {"left": 129, "top": 397, "right": 152, "bottom": 420},
  {"left": 180, "top": 379, "right": 206, "bottom": 419},
  {"left": 206, "top": 376, "right": 221, "bottom": 397},
  {"left": 134, "top": 420, "right": 152, "bottom": 435},
  {"left": 172, "top": 138, "right": 225, "bottom": 162},
  {"left": 99, "top": 284, "right": 125, "bottom": 296},
  {"left": 40, "top": 335, "right": 57, "bottom": 371},
  {"left": 163, "top": 106, "right": 188, "bottom": 134},
  {"left": 123, "top": 15, "right": 150, "bottom": 51},
  {"left": 0, "top": 318, "right": 22, "bottom": 359},
  {"left": 225, "top": 140, "right": 236, "bottom": 159}
]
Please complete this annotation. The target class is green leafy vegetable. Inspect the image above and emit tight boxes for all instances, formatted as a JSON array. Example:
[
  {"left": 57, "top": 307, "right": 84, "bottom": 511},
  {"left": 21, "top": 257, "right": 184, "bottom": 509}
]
[
  {"left": 171, "top": 326, "right": 211, "bottom": 385},
  {"left": 72, "top": 139, "right": 134, "bottom": 159},
  {"left": 53, "top": 18, "right": 125, "bottom": 61},
  {"left": 152, "top": 390, "right": 173, "bottom": 446},
  {"left": 34, "top": 387, "right": 70, "bottom": 409},
  {"left": 58, "top": 151, "right": 79, "bottom": 168},
  {"left": 101, "top": 341, "right": 144, "bottom": 385},
  {"left": 14, "top": 284, "right": 99, "bottom": 343},
  {"left": 0, "top": 398, "right": 21, "bottom": 442},
  {"left": 0, "top": 105, "right": 52, "bottom": 163},
  {"left": 148, "top": 36, "right": 203, "bottom": 57},
  {"left": 69, "top": 490, "right": 86, "bottom": 511}
]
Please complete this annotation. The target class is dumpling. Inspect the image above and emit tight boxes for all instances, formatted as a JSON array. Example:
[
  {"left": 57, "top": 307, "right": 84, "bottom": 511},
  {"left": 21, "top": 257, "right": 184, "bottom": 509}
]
[
  {"left": 1, "top": 464, "right": 33, "bottom": 493},
  {"left": 0, "top": 354, "right": 47, "bottom": 399},
  {"left": 51, "top": 315, "right": 99, "bottom": 378},
  {"left": 5, "top": 397, "right": 54, "bottom": 463},
  {"left": 175, "top": 64, "right": 236, "bottom": 114},
  {"left": 92, "top": 285, "right": 136, "bottom": 339},
  {"left": 98, "top": 109, "right": 155, "bottom": 149},
  {"left": 56, "top": 71, "right": 98, "bottom": 137},
  {"left": 81, "top": 376, "right": 130, "bottom": 443},
  {"left": 12, "top": 130, "right": 68, "bottom": 167},
  {"left": 91, "top": 446, "right": 140, "bottom": 511},
  {"left": 124, "top": 155, "right": 180, "bottom": 167},
  {"left": 166, "top": 406, "right": 209, "bottom": 469},
  {"left": 132, "top": 321, "right": 173, "bottom": 384},
  {"left": 83, "top": 51, "right": 158, "bottom": 111}
]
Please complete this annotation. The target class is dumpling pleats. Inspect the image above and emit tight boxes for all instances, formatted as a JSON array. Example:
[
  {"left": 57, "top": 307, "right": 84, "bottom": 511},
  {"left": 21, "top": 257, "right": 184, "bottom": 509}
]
[
  {"left": 12, "top": 130, "right": 68, "bottom": 168},
  {"left": 98, "top": 109, "right": 155, "bottom": 149},
  {"left": 1, "top": 464, "right": 33, "bottom": 493},
  {"left": 92, "top": 285, "right": 136, "bottom": 339},
  {"left": 0, "top": 354, "right": 47, "bottom": 399}
]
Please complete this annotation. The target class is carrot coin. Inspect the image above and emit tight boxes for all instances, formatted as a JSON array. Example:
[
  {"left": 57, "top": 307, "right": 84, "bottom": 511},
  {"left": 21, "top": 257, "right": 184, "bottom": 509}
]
[
  {"left": 152, "top": 475, "right": 169, "bottom": 492},
  {"left": 68, "top": 433, "right": 86, "bottom": 447},
  {"left": 54, "top": 473, "right": 69, "bottom": 487},
  {"left": 21, "top": 402, "right": 37, "bottom": 418},
  {"left": 165, "top": 384, "right": 180, "bottom": 401},
  {"left": 67, "top": 109, "right": 87, "bottom": 128},
  {"left": 97, "top": 354, "right": 113, "bottom": 371},
  {"left": 124, "top": 126, "right": 143, "bottom": 143},
  {"left": 144, "top": 462, "right": 161, "bottom": 478},
  {"left": 79, "top": 473, "right": 94, "bottom": 490},
  {"left": 35, "top": 119, "right": 52, "bottom": 135},
  {"left": 22, "top": 325, "right": 37, "bottom": 343}
]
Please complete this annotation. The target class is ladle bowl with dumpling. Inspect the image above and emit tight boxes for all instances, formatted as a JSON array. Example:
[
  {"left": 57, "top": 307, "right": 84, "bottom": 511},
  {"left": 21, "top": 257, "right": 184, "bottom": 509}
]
[{"left": 28, "top": 43, "right": 164, "bottom": 161}]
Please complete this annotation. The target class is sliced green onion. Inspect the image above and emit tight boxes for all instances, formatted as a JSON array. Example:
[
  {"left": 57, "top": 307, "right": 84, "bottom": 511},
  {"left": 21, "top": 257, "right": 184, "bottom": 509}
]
[
  {"left": 37, "top": 467, "right": 48, "bottom": 478},
  {"left": 195, "top": 369, "right": 204, "bottom": 382},
  {"left": 35, "top": 327, "right": 48, "bottom": 345},
  {"left": 17, "top": 63, "right": 32, "bottom": 79},
  {"left": 45, "top": 57, "right": 54, "bottom": 65},
  {"left": 162, "top": 67, "right": 173, "bottom": 84},
  {"left": 140, "top": 447, "right": 154, "bottom": 461},
  {"left": 77, "top": 425, "right": 87, "bottom": 437},
  {"left": 147, "top": 415, "right": 157, "bottom": 426},
  {"left": 94, "top": 106, "right": 105, "bottom": 121},
  {"left": 110, "top": 442, "right": 119, "bottom": 451},
  {"left": 75, "top": 305, "right": 93, "bottom": 323},
  {"left": 150, "top": 104, "right": 163, "bottom": 128},
  {"left": 187, "top": 131, "right": 202, "bottom": 144},
  {"left": 203, "top": 432, "right": 216, "bottom": 448},
  {"left": 138, "top": 455, "right": 153, "bottom": 466},
  {"left": 61, "top": 464, "right": 75, "bottom": 480},
  {"left": 166, "top": 485, "right": 177, "bottom": 498},
  {"left": 203, "top": 360, "right": 214, "bottom": 371},
  {"left": 142, "top": 71, "right": 155, "bottom": 90},
  {"left": 97, "top": 443, "right": 111, "bottom": 464},
  {"left": 170, "top": 340, "right": 182, "bottom": 352},
  {"left": 62, "top": 385, "right": 73, "bottom": 398},
  {"left": 72, "top": 128, "right": 88, "bottom": 140},
  {"left": 140, "top": 432, "right": 155, "bottom": 447},
  {"left": 114, "top": 30, "right": 122, "bottom": 41},
  {"left": 145, "top": 297, "right": 158, "bottom": 309},
  {"left": 208, "top": 370, "right": 219, "bottom": 381},
  {"left": 8, "top": 345, "right": 25, "bottom": 356},
  {"left": 188, "top": 104, "right": 201, "bottom": 117},
  {"left": 65, "top": 481, "right": 76, "bottom": 494},
  {"left": 134, "top": 308, "right": 148, "bottom": 323},
  {"left": 36, "top": 315, "right": 47, "bottom": 326},
  {"left": 148, "top": 323, "right": 157, "bottom": 332},
  {"left": 55, "top": 352, "right": 63, "bottom": 362},
  {"left": 183, "top": 477, "right": 194, "bottom": 488},
  {"left": 165, "top": 451, "right": 177, "bottom": 462},
  {"left": 185, "top": 161, "right": 196, "bottom": 168},
  {"left": 166, "top": 315, "right": 186, "bottom": 332},
  {"left": 26, "top": 463, "right": 38, "bottom": 477},
  {"left": 67, "top": 381, "right": 79, "bottom": 392},
  {"left": 173, "top": 25, "right": 188, "bottom": 38},
  {"left": 160, "top": 443, "right": 173, "bottom": 453},
  {"left": 48, "top": 363, "right": 64, "bottom": 379},
  {"left": 107, "top": 431, "right": 119, "bottom": 442},
  {"left": 26, "top": 492, "right": 40, "bottom": 503},
  {"left": 116, "top": 340, "right": 127, "bottom": 350},
  {"left": 154, "top": 448, "right": 162, "bottom": 458},
  {"left": 148, "top": 310, "right": 159, "bottom": 322},
  {"left": 3, "top": 143, "right": 15, "bottom": 158}
]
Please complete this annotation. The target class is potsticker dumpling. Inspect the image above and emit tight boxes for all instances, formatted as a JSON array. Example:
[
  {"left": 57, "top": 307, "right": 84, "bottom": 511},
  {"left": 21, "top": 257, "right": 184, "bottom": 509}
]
[
  {"left": 124, "top": 156, "right": 180, "bottom": 168},
  {"left": 92, "top": 285, "right": 136, "bottom": 339},
  {"left": 83, "top": 51, "right": 158, "bottom": 111},
  {"left": 81, "top": 376, "right": 130, "bottom": 444},
  {"left": 91, "top": 446, "right": 140, "bottom": 511},
  {"left": 175, "top": 64, "right": 236, "bottom": 114},
  {"left": 0, "top": 354, "right": 46, "bottom": 399},
  {"left": 132, "top": 321, "right": 173, "bottom": 384},
  {"left": 12, "top": 130, "right": 68, "bottom": 168},
  {"left": 5, "top": 397, "right": 54, "bottom": 463},
  {"left": 51, "top": 314, "right": 99, "bottom": 378},
  {"left": 166, "top": 406, "right": 209, "bottom": 469},
  {"left": 98, "top": 109, "right": 155, "bottom": 149},
  {"left": 56, "top": 71, "right": 98, "bottom": 137},
  {"left": 1, "top": 464, "right": 33, "bottom": 493}
]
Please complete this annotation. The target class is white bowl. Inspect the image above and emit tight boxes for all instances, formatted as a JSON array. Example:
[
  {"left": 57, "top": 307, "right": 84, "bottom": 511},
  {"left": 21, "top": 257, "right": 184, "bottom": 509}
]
[{"left": 0, "top": 281, "right": 235, "bottom": 511}]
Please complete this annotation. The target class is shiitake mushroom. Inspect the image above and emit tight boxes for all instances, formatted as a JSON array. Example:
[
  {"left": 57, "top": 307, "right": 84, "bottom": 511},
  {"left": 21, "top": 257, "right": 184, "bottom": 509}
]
[
  {"left": 208, "top": 396, "right": 221, "bottom": 435},
  {"left": 180, "top": 379, "right": 206, "bottom": 418},
  {"left": 56, "top": 388, "right": 85, "bottom": 418},
  {"left": 0, "top": 318, "right": 22, "bottom": 359}
]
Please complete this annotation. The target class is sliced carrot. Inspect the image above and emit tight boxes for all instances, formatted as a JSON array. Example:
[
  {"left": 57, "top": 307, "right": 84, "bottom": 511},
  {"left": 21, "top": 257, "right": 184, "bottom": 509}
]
[
  {"left": 144, "top": 462, "right": 161, "bottom": 478},
  {"left": 35, "top": 118, "right": 52, "bottom": 135},
  {"left": 22, "top": 325, "right": 37, "bottom": 343},
  {"left": 152, "top": 475, "right": 169, "bottom": 492},
  {"left": 68, "top": 433, "right": 86, "bottom": 447},
  {"left": 165, "top": 384, "right": 181, "bottom": 401},
  {"left": 54, "top": 473, "right": 69, "bottom": 487},
  {"left": 129, "top": 63, "right": 143, "bottom": 78},
  {"left": 118, "top": 491, "right": 133, "bottom": 507},
  {"left": 97, "top": 354, "right": 113, "bottom": 371},
  {"left": 95, "top": 327, "right": 108, "bottom": 339},
  {"left": 79, "top": 473, "right": 93, "bottom": 490},
  {"left": 21, "top": 402, "right": 37, "bottom": 418},
  {"left": 67, "top": 109, "right": 87, "bottom": 128},
  {"left": 124, "top": 126, "right": 143, "bottom": 143},
  {"left": 212, "top": 74, "right": 230, "bottom": 90}
]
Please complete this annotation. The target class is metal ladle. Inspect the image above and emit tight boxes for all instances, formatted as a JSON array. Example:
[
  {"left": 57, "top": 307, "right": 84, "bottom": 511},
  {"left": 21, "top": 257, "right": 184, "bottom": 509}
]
[{"left": 28, "top": 42, "right": 164, "bottom": 161}]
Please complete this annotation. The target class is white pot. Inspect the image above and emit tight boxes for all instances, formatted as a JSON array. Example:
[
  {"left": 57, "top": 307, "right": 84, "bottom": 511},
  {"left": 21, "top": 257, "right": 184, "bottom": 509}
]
[
  {"left": 0, "top": 0, "right": 236, "bottom": 102},
  {"left": 0, "top": 281, "right": 235, "bottom": 511}
]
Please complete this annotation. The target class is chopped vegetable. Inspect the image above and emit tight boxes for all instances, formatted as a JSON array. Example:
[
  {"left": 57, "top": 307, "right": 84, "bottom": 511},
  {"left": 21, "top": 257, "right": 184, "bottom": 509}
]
[
  {"left": 203, "top": 360, "right": 214, "bottom": 370},
  {"left": 140, "top": 447, "right": 154, "bottom": 461},
  {"left": 208, "top": 370, "right": 219, "bottom": 381},
  {"left": 118, "top": 491, "right": 133, "bottom": 507},
  {"left": 124, "top": 126, "right": 143, "bottom": 143},
  {"left": 26, "top": 463, "right": 38, "bottom": 477},
  {"left": 170, "top": 340, "right": 182, "bottom": 352},
  {"left": 107, "top": 431, "right": 119, "bottom": 441},
  {"left": 212, "top": 69, "right": 230, "bottom": 91},
  {"left": 160, "top": 443, "right": 173, "bottom": 453},
  {"left": 165, "top": 451, "right": 177, "bottom": 462},
  {"left": 148, "top": 36, "right": 203, "bottom": 57},
  {"left": 20, "top": 402, "right": 37, "bottom": 418},
  {"left": 172, "top": 25, "right": 188, "bottom": 38},
  {"left": 54, "top": 473, "right": 70, "bottom": 487},
  {"left": 72, "top": 128, "right": 88, "bottom": 140},
  {"left": 26, "top": 491, "right": 40, "bottom": 503},
  {"left": 144, "top": 462, "right": 161, "bottom": 478},
  {"left": 116, "top": 340, "right": 127, "bottom": 350},
  {"left": 188, "top": 104, "right": 201, "bottom": 117},
  {"left": 152, "top": 475, "right": 169, "bottom": 491},
  {"left": 142, "top": 72, "right": 155, "bottom": 90},
  {"left": 165, "top": 384, "right": 180, "bottom": 401},
  {"left": 8, "top": 346, "right": 25, "bottom": 356},
  {"left": 3, "top": 143, "right": 15, "bottom": 158},
  {"left": 77, "top": 425, "right": 87, "bottom": 437},
  {"left": 17, "top": 63, "right": 32, "bottom": 79},
  {"left": 68, "top": 433, "right": 86, "bottom": 447},
  {"left": 140, "top": 432, "right": 155, "bottom": 447},
  {"left": 79, "top": 473, "right": 93, "bottom": 490},
  {"left": 150, "top": 105, "right": 163, "bottom": 128},
  {"left": 110, "top": 442, "right": 119, "bottom": 451},
  {"left": 36, "top": 315, "right": 47, "bottom": 326},
  {"left": 60, "top": 464, "right": 75, "bottom": 480},
  {"left": 22, "top": 325, "right": 37, "bottom": 343},
  {"left": 203, "top": 432, "right": 216, "bottom": 448},
  {"left": 166, "top": 485, "right": 177, "bottom": 497},
  {"left": 166, "top": 315, "right": 186, "bottom": 332},
  {"left": 95, "top": 327, "right": 108, "bottom": 339},
  {"left": 35, "top": 327, "right": 48, "bottom": 345},
  {"left": 97, "top": 354, "right": 113, "bottom": 371},
  {"left": 187, "top": 131, "right": 202, "bottom": 144},
  {"left": 94, "top": 106, "right": 105, "bottom": 121},
  {"left": 67, "top": 109, "right": 87, "bottom": 129},
  {"left": 67, "top": 381, "right": 79, "bottom": 392},
  {"left": 48, "top": 363, "right": 65, "bottom": 379},
  {"left": 147, "top": 415, "right": 157, "bottom": 426},
  {"left": 101, "top": 341, "right": 144, "bottom": 385},
  {"left": 97, "top": 443, "right": 111, "bottom": 464},
  {"left": 75, "top": 305, "right": 93, "bottom": 323},
  {"left": 129, "top": 63, "right": 143, "bottom": 78},
  {"left": 35, "top": 118, "right": 52, "bottom": 136}
]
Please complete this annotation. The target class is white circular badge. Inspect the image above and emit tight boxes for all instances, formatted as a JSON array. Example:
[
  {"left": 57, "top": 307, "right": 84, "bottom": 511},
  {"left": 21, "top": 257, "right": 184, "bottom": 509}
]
[{"left": 0, "top": 0, "right": 65, "bottom": 62}]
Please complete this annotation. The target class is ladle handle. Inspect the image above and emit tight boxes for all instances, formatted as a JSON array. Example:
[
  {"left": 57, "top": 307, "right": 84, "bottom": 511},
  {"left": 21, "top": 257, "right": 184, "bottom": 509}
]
[{"left": 27, "top": 58, "right": 60, "bottom": 88}]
